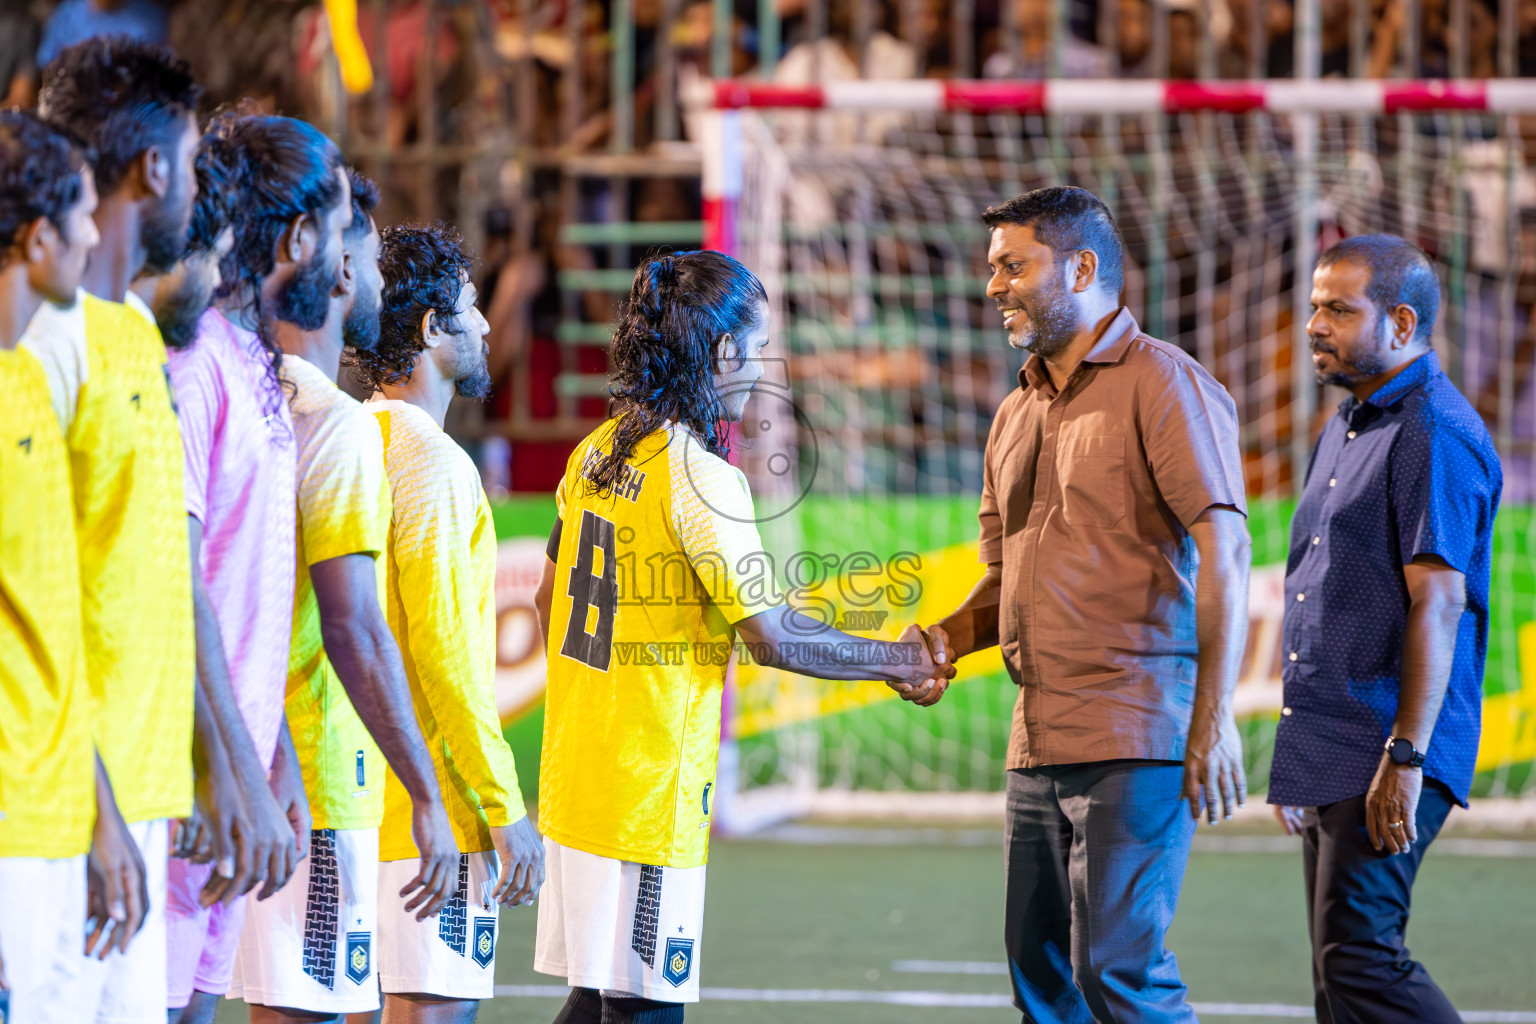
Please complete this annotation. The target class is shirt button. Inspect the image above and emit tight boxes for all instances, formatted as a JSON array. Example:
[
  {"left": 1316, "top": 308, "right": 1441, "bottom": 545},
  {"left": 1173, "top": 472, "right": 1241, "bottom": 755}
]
[
  {"left": 1289, "top": 652, "right": 1298, "bottom": 661},
  {"left": 1296, "top": 593, "right": 1306, "bottom": 602},
  {"left": 1329, "top": 478, "right": 1337, "bottom": 487},
  {"left": 1282, "top": 707, "right": 1293, "bottom": 716},
  {"left": 1312, "top": 536, "right": 1321, "bottom": 545},
  {"left": 1347, "top": 430, "right": 1357, "bottom": 439}
]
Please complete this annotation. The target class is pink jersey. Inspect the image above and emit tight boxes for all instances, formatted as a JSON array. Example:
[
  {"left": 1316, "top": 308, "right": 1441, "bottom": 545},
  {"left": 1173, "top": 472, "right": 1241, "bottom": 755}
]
[{"left": 166, "top": 308, "right": 297, "bottom": 767}]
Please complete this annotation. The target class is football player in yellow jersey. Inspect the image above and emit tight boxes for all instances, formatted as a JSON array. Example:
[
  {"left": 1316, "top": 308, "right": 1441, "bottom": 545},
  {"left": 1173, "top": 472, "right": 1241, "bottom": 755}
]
[
  {"left": 206, "top": 125, "right": 457, "bottom": 1020},
  {"left": 349, "top": 223, "right": 545, "bottom": 1020},
  {"left": 29, "top": 37, "right": 209, "bottom": 1022},
  {"left": 0, "top": 106, "right": 148, "bottom": 1024},
  {"left": 533, "top": 251, "right": 940, "bottom": 1023}
]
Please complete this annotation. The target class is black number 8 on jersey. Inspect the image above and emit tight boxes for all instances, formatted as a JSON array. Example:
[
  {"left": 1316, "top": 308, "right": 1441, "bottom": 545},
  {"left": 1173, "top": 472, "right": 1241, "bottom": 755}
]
[{"left": 560, "top": 509, "right": 618, "bottom": 671}]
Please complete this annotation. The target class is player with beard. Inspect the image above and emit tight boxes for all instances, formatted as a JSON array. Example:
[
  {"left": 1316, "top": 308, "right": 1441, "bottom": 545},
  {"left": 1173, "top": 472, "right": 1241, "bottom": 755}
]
[
  {"left": 152, "top": 123, "right": 312, "bottom": 1022},
  {"left": 224, "top": 155, "right": 458, "bottom": 1022},
  {"left": 347, "top": 224, "right": 545, "bottom": 1019},
  {"left": 134, "top": 139, "right": 236, "bottom": 351},
  {"left": 0, "top": 107, "right": 147, "bottom": 1024},
  {"left": 23, "top": 36, "right": 202, "bottom": 1022}
]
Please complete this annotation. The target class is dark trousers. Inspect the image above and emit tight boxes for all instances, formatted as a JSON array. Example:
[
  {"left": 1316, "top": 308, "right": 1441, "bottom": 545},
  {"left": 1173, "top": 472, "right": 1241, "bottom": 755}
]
[
  {"left": 1004, "top": 761, "right": 1198, "bottom": 1024},
  {"left": 1302, "top": 778, "right": 1459, "bottom": 1024}
]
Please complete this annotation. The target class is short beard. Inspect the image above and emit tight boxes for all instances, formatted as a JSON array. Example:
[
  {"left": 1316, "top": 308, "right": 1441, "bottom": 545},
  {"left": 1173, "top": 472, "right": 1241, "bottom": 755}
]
[
  {"left": 274, "top": 247, "right": 338, "bottom": 330},
  {"left": 1009, "top": 279, "right": 1079, "bottom": 358},
  {"left": 456, "top": 363, "right": 493, "bottom": 400},
  {"left": 343, "top": 284, "right": 381, "bottom": 352},
  {"left": 1314, "top": 316, "right": 1390, "bottom": 386},
  {"left": 141, "top": 195, "right": 191, "bottom": 275},
  {"left": 451, "top": 327, "right": 492, "bottom": 399},
  {"left": 156, "top": 274, "right": 215, "bottom": 351}
]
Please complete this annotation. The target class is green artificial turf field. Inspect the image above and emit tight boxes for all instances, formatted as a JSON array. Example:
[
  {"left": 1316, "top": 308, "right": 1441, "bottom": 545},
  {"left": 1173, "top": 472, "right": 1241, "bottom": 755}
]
[{"left": 212, "top": 829, "right": 1536, "bottom": 1024}]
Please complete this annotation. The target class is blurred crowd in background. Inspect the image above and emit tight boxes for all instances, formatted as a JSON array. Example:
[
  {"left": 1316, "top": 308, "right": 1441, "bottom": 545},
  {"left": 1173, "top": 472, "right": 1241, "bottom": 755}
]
[{"left": 5, "top": 0, "right": 1536, "bottom": 496}]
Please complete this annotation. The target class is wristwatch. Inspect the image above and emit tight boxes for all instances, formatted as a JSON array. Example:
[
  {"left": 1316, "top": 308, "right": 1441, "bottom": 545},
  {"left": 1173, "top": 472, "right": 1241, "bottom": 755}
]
[{"left": 1385, "top": 735, "right": 1426, "bottom": 768}]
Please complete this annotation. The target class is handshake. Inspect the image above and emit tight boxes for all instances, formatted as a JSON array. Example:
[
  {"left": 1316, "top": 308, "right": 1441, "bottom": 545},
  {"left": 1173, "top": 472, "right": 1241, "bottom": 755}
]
[{"left": 887, "top": 623, "right": 958, "bottom": 707}]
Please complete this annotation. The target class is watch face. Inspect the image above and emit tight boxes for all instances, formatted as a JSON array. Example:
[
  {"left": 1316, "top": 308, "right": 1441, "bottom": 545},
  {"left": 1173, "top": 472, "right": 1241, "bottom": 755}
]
[{"left": 1389, "top": 738, "right": 1418, "bottom": 765}]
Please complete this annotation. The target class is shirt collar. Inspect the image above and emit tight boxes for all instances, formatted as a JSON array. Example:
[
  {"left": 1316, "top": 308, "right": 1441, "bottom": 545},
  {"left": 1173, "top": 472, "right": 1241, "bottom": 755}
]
[
  {"left": 1339, "top": 349, "right": 1439, "bottom": 417},
  {"left": 1019, "top": 307, "right": 1140, "bottom": 392}
]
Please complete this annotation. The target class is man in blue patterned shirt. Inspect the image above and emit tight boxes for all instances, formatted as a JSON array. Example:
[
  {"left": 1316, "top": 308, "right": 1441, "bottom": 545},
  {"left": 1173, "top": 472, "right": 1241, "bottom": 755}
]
[{"left": 1270, "top": 235, "right": 1501, "bottom": 1024}]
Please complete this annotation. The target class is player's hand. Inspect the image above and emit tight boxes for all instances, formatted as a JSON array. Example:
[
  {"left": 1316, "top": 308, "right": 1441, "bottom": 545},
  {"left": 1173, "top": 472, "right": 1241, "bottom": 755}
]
[
  {"left": 489, "top": 816, "right": 546, "bottom": 907},
  {"left": 402, "top": 800, "right": 458, "bottom": 921},
  {"left": 172, "top": 804, "right": 213, "bottom": 862},
  {"left": 238, "top": 774, "right": 298, "bottom": 903},
  {"left": 87, "top": 789, "right": 148, "bottom": 958},
  {"left": 886, "top": 623, "right": 937, "bottom": 702},
  {"left": 1273, "top": 805, "right": 1305, "bottom": 836},
  {"left": 1366, "top": 756, "right": 1422, "bottom": 856},
  {"left": 195, "top": 756, "right": 256, "bottom": 909},
  {"left": 889, "top": 624, "right": 954, "bottom": 707},
  {"left": 1181, "top": 705, "right": 1246, "bottom": 825},
  {"left": 268, "top": 736, "right": 312, "bottom": 879}
]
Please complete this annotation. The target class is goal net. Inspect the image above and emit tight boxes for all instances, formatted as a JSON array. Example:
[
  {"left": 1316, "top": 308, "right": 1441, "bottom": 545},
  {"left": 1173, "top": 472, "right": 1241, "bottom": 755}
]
[{"left": 699, "top": 80, "right": 1536, "bottom": 826}]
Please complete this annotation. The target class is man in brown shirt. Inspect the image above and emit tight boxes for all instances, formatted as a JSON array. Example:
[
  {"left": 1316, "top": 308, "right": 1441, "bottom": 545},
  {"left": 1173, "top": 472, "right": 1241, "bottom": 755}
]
[{"left": 916, "top": 187, "right": 1251, "bottom": 1023}]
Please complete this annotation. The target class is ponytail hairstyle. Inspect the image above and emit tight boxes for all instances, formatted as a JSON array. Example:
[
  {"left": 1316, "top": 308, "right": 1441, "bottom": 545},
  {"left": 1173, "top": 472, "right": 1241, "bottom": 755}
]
[{"left": 591, "top": 250, "right": 768, "bottom": 496}]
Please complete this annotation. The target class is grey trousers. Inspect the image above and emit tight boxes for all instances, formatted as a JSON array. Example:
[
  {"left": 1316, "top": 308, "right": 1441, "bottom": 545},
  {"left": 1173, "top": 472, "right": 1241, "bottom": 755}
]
[{"left": 1004, "top": 761, "right": 1198, "bottom": 1024}]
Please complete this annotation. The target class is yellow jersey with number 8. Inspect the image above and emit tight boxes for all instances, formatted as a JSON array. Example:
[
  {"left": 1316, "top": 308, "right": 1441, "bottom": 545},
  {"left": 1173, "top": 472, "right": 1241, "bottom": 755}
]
[{"left": 540, "top": 419, "right": 773, "bottom": 869}]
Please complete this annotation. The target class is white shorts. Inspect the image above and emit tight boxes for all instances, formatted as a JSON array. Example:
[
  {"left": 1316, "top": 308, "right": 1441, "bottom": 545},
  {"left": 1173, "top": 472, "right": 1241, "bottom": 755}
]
[
  {"left": 0, "top": 853, "right": 88, "bottom": 1024},
  {"left": 378, "top": 851, "right": 503, "bottom": 1000},
  {"left": 229, "top": 827, "right": 380, "bottom": 1015},
  {"left": 79, "top": 818, "right": 169, "bottom": 1024},
  {"left": 534, "top": 838, "right": 706, "bottom": 1004}
]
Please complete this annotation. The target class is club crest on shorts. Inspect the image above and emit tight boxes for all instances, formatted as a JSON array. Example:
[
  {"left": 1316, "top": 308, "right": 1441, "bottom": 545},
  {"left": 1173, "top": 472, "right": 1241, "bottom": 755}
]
[
  {"left": 663, "top": 936, "right": 694, "bottom": 987},
  {"left": 473, "top": 916, "right": 496, "bottom": 968},
  {"left": 345, "top": 931, "right": 371, "bottom": 984}
]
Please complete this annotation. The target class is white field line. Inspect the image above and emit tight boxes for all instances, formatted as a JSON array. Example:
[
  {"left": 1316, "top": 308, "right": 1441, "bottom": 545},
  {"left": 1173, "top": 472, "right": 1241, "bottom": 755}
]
[
  {"left": 749, "top": 823, "right": 1536, "bottom": 856},
  {"left": 491, "top": 984, "right": 1536, "bottom": 1019},
  {"left": 756, "top": 791, "right": 1536, "bottom": 832}
]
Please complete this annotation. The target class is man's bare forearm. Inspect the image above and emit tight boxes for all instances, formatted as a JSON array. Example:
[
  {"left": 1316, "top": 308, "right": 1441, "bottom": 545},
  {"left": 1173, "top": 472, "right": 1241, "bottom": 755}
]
[
  {"left": 1395, "top": 560, "right": 1467, "bottom": 752},
  {"left": 271, "top": 715, "right": 299, "bottom": 776},
  {"left": 735, "top": 605, "right": 927, "bottom": 682},
  {"left": 1190, "top": 510, "right": 1251, "bottom": 715},
  {"left": 934, "top": 565, "right": 1003, "bottom": 659}
]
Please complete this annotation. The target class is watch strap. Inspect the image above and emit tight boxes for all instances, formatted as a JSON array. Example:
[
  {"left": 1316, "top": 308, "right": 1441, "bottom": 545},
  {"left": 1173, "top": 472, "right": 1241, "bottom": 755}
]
[{"left": 1385, "top": 735, "right": 1426, "bottom": 768}]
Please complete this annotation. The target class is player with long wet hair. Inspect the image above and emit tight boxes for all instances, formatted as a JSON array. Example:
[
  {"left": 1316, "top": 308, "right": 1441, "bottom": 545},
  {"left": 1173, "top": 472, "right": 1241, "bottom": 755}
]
[{"left": 533, "top": 250, "right": 940, "bottom": 1024}]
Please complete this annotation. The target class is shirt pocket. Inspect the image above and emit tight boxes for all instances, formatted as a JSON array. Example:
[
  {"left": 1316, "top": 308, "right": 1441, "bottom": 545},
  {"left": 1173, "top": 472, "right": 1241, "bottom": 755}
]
[{"left": 1058, "top": 435, "right": 1127, "bottom": 529}]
